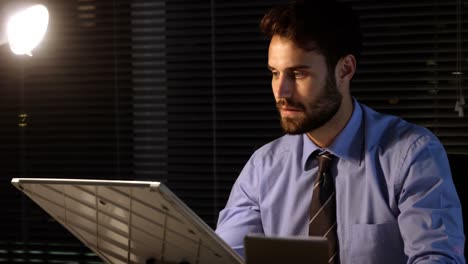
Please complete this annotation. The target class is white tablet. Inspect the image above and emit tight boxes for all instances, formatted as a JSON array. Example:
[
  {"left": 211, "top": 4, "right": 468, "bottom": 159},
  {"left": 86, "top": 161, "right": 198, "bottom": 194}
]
[{"left": 11, "top": 178, "right": 244, "bottom": 264}]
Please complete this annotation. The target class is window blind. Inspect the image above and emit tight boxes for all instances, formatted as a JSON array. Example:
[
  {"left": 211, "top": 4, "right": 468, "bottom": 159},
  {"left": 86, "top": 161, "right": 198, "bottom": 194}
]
[
  {"left": 346, "top": 0, "right": 468, "bottom": 154},
  {"left": 131, "top": 0, "right": 167, "bottom": 181}
]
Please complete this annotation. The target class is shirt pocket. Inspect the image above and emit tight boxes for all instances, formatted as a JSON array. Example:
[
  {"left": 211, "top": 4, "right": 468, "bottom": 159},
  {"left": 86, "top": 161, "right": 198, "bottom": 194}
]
[{"left": 350, "top": 222, "right": 406, "bottom": 264}]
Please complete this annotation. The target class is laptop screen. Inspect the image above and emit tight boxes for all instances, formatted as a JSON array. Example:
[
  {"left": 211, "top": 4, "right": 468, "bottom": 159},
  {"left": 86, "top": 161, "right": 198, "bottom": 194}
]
[{"left": 244, "top": 234, "right": 328, "bottom": 264}]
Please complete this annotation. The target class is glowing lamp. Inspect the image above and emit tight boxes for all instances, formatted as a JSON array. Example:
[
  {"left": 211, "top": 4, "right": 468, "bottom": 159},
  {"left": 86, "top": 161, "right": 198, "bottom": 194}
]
[{"left": 0, "top": 4, "right": 49, "bottom": 56}]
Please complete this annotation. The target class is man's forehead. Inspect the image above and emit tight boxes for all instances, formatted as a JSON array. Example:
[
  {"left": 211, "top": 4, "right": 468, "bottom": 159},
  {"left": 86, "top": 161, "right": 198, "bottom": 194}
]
[
  {"left": 268, "top": 37, "right": 325, "bottom": 69},
  {"left": 267, "top": 64, "right": 312, "bottom": 71}
]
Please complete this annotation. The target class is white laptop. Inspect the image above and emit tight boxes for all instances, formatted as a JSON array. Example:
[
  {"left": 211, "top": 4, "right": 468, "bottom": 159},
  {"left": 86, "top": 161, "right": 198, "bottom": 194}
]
[{"left": 11, "top": 178, "right": 244, "bottom": 264}]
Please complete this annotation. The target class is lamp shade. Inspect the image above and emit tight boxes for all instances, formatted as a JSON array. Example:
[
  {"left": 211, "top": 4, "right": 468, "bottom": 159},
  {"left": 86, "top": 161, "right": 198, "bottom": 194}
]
[
  {"left": 6, "top": 4, "right": 48, "bottom": 55},
  {"left": 0, "top": 3, "right": 49, "bottom": 56}
]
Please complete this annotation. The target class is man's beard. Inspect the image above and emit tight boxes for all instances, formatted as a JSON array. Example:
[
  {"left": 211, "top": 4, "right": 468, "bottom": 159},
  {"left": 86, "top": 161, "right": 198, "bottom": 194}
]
[{"left": 276, "top": 75, "right": 342, "bottom": 134}]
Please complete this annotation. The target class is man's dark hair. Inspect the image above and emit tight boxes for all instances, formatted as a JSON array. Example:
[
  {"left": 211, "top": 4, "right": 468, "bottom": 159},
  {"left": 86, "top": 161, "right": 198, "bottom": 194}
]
[{"left": 260, "top": 1, "right": 362, "bottom": 72}]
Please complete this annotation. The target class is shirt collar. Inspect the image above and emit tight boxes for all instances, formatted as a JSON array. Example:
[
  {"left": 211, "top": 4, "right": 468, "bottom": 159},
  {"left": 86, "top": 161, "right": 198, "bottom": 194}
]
[{"left": 301, "top": 98, "right": 363, "bottom": 170}]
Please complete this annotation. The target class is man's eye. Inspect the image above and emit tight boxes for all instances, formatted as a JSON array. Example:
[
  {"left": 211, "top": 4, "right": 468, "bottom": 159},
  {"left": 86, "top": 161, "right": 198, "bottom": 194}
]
[
  {"left": 271, "top": 71, "right": 280, "bottom": 78},
  {"left": 293, "top": 71, "right": 305, "bottom": 79}
]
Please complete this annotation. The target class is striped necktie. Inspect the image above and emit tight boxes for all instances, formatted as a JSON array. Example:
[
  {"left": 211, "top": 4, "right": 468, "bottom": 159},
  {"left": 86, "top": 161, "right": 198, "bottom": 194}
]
[{"left": 308, "top": 151, "right": 339, "bottom": 264}]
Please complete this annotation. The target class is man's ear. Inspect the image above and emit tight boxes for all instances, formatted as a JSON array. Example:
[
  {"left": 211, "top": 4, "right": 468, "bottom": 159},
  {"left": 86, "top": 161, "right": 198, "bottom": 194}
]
[{"left": 335, "top": 54, "right": 356, "bottom": 85}]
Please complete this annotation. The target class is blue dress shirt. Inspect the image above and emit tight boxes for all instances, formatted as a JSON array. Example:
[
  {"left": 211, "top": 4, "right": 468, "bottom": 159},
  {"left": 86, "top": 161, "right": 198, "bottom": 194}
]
[{"left": 215, "top": 99, "right": 465, "bottom": 264}]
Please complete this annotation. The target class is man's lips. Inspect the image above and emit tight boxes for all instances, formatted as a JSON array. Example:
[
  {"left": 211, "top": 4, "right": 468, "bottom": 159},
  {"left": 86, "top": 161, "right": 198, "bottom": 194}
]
[
  {"left": 279, "top": 107, "right": 302, "bottom": 111},
  {"left": 279, "top": 107, "right": 303, "bottom": 116},
  {"left": 276, "top": 99, "right": 304, "bottom": 115}
]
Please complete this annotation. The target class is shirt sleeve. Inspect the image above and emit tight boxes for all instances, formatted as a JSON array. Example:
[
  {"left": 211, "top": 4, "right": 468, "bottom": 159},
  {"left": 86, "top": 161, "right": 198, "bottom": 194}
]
[
  {"left": 215, "top": 156, "right": 264, "bottom": 258},
  {"left": 397, "top": 134, "right": 465, "bottom": 264}
]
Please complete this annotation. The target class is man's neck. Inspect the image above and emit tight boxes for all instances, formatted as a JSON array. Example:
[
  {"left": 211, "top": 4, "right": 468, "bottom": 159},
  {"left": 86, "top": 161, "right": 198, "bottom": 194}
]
[{"left": 306, "top": 96, "right": 354, "bottom": 148}]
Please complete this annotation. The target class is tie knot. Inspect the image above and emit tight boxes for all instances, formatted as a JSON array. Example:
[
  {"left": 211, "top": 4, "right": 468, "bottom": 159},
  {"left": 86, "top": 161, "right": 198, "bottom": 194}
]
[{"left": 316, "top": 151, "right": 333, "bottom": 174}]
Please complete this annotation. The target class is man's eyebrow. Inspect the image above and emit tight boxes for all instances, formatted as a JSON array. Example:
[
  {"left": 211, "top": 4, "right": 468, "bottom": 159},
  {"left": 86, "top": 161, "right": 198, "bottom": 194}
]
[{"left": 267, "top": 65, "right": 312, "bottom": 71}]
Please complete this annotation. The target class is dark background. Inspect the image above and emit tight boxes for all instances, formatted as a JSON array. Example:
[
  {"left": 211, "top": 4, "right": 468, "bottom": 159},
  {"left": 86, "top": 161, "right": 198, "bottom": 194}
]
[{"left": 0, "top": 0, "right": 466, "bottom": 262}]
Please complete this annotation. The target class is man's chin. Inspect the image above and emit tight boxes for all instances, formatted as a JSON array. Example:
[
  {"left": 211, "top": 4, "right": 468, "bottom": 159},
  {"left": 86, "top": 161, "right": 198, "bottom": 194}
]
[{"left": 280, "top": 118, "right": 308, "bottom": 135}]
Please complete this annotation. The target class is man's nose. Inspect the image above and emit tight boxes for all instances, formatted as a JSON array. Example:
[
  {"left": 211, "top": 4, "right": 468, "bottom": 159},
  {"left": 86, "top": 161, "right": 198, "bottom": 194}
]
[{"left": 276, "top": 75, "right": 293, "bottom": 98}]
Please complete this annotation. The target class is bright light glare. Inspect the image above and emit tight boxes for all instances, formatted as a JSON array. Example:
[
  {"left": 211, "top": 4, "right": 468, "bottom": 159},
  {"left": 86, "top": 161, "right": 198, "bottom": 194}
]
[{"left": 6, "top": 5, "right": 49, "bottom": 56}]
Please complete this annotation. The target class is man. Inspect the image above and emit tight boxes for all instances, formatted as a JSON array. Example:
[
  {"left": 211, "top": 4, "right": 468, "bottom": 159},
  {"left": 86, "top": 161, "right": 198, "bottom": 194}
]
[{"left": 215, "top": 1, "right": 465, "bottom": 264}]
